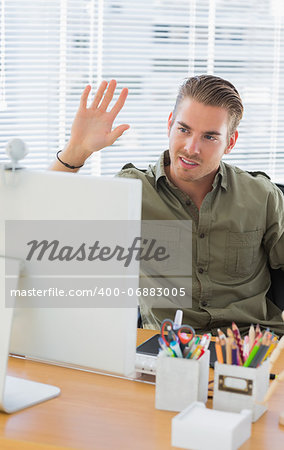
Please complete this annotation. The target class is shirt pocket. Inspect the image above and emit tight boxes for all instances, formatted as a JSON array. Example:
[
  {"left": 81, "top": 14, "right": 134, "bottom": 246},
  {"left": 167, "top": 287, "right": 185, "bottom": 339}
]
[{"left": 224, "top": 230, "right": 263, "bottom": 278}]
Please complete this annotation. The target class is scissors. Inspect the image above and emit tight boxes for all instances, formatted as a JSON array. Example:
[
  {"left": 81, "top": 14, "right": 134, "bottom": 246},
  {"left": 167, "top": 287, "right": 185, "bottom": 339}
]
[{"left": 160, "top": 319, "right": 195, "bottom": 347}]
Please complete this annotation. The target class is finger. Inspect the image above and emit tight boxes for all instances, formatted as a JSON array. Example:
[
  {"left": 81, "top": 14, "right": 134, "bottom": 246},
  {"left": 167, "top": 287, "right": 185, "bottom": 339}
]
[
  {"left": 108, "top": 124, "right": 130, "bottom": 145},
  {"left": 79, "top": 85, "right": 91, "bottom": 109},
  {"left": 90, "top": 80, "right": 108, "bottom": 109},
  {"left": 99, "top": 79, "right": 117, "bottom": 111},
  {"left": 109, "top": 87, "right": 128, "bottom": 118}
]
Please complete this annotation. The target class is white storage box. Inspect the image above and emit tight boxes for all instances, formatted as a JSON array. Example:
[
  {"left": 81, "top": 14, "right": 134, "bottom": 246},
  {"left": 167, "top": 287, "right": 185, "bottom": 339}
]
[
  {"left": 172, "top": 401, "right": 252, "bottom": 450},
  {"left": 155, "top": 350, "right": 209, "bottom": 412},
  {"left": 213, "top": 360, "right": 269, "bottom": 422}
]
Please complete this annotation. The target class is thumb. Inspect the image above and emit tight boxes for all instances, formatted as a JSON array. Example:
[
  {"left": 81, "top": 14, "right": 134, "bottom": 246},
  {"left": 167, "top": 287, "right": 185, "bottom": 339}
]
[{"left": 108, "top": 124, "right": 130, "bottom": 145}]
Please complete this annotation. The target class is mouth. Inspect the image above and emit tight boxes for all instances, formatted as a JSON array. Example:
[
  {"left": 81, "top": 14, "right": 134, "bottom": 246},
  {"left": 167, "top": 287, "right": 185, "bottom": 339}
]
[{"left": 179, "top": 156, "right": 199, "bottom": 168}]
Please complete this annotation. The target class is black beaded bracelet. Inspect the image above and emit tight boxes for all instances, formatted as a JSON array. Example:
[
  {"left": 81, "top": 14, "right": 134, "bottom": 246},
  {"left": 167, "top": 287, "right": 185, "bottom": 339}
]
[{"left": 56, "top": 150, "right": 84, "bottom": 170}]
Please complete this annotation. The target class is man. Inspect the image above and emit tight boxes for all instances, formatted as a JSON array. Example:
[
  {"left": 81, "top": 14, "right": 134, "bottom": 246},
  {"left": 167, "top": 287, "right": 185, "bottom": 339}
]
[{"left": 51, "top": 76, "right": 284, "bottom": 335}]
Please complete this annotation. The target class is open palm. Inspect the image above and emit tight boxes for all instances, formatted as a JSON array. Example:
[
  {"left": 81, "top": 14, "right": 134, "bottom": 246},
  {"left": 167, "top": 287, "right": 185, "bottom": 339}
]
[{"left": 68, "top": 79, "right": 129, "bottom": 159}]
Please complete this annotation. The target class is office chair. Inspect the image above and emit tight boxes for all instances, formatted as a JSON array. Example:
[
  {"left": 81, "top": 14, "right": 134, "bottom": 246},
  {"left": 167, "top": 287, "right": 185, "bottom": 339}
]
[{"left": 267, "top": 183, "right": 284, "bottom": 310}]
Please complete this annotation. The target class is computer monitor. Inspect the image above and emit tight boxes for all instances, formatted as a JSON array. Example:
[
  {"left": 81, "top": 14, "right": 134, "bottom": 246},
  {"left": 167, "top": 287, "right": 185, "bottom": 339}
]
[
  {"left": 0, "top": 256, "right": 60, "bottom": 413},
  {"left": 0, "top": 168, "right": 142, "bottom": 377}
]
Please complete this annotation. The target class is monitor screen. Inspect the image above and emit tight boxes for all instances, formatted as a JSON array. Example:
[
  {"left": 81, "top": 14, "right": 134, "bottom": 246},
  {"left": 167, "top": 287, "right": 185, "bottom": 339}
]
[{"left": 0, "top": 168, "right": 142, "bottom": 377}]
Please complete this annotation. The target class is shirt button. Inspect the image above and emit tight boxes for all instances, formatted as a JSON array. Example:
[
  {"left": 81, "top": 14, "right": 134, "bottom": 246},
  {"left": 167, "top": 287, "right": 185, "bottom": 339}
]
[
  {"left": 185, "top": 200, "right": 190, "bottom": 206},
  {"left": 201, "top": 301, "right": 208, "bottom": 307},
  {"left": 199, "top": 233, "right": 205, "bottom": 238},
  {"left": 198, "top": 268, "right": 204, "bottom": 274}
]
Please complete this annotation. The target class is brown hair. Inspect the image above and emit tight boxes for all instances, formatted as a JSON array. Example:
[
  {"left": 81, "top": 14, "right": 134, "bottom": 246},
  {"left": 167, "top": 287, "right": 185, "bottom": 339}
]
[{"left": 172, "top": 75, "right": 243, "bottom": 136}]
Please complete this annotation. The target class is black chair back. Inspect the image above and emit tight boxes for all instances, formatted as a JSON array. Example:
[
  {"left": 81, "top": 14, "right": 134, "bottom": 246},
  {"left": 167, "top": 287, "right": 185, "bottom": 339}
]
[{"left": 267, "top": 183, "right": 284, "bottom": 310}]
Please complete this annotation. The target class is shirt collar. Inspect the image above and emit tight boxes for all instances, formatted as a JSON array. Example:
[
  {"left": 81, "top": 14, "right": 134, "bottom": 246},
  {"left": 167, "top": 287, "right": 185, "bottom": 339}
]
[
  {"left": 214, "top": 160, "right": 228, "bottom": 191},
  {"left": 153, "top": 150, "right": 228, "bottom": 191},
  {"left": 153, "top": 150, "right": 170, "bottom": 188}
]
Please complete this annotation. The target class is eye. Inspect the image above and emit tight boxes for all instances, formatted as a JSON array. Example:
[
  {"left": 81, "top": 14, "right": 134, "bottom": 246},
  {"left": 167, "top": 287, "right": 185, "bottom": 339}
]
[
  {"left": 178, "top": 127, "right": 188, "bottom": 133},
  {"left": 204, "top": 134, "right": 216, "bottom": 141}
]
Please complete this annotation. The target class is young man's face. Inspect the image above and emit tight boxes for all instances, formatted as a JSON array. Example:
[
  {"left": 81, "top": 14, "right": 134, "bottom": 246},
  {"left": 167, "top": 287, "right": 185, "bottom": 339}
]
[{"left": 167, "top": 97, "right": 238, "bottom": 188}]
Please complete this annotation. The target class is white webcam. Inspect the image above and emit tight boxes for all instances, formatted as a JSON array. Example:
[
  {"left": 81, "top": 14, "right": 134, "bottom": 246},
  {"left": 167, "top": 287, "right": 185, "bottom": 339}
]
[{"left": 5, "top": 138, "right": 28, "bottom": 169}]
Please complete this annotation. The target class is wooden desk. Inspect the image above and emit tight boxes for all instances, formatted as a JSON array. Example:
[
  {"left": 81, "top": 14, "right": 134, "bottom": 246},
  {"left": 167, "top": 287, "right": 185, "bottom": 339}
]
[{"left": 0, "top": 330, "right": 283, "bottom": 450}]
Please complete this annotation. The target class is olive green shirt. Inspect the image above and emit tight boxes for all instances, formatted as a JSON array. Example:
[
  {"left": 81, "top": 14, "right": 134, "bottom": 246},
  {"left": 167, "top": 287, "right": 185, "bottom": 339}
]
[{"left": 117, "top": 151, "right": 284, "bottom": 336}]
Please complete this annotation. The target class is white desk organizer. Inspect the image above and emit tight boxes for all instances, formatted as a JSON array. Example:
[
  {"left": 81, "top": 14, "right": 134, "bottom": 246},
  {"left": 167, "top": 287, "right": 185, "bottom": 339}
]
[
  {"left": 155, "top": 350, "right": 209, "bottom": 412},
  {"left": 213, "top": 360, "right": 269, "bottom": 422},
  {"left": 172, "top": 401, "right": 252, "bottom": 450}
]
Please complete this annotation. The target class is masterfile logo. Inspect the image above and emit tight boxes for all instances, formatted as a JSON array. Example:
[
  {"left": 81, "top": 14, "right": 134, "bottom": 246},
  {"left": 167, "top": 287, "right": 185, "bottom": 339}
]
[
  {"left": 25, "top": 236, "right": 170, "bottom": 267},
  {"left": 5, "top": 220, "right": 192, "bottom": 309}
]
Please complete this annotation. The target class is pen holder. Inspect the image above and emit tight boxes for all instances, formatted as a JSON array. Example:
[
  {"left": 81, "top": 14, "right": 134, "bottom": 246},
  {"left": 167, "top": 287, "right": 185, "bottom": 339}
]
[
  {"left": 213, "top": 360, "right": 269, "bottom": 422},
  {"left": 155, "top": 350, "right": 210, "bottom": 412}
]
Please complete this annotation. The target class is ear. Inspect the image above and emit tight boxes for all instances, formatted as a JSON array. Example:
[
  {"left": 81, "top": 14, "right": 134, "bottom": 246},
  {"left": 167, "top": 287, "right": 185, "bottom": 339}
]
[
  {"left": 224, "top": 130, "right": 238, "bottom": 155},
  {"left": 167, "top": 112, "right": 173, "bottom": 137}
]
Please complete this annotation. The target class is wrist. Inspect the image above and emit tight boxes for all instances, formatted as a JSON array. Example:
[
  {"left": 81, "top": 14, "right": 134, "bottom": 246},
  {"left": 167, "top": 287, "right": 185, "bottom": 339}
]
[{"left": 61, "top": 144, "right": 89, "bottom": 167}]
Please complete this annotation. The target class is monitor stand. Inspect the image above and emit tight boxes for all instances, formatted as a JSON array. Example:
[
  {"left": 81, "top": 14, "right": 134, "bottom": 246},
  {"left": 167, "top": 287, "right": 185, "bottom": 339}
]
[{"left": 0, "top": 257, "right": 60, "bottom": 413}]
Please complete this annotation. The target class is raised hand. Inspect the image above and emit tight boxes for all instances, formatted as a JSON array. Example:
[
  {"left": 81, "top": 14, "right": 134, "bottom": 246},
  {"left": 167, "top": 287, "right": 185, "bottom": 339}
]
[{"left": 63, "top": 79, "right": 129, "bottom": 166}]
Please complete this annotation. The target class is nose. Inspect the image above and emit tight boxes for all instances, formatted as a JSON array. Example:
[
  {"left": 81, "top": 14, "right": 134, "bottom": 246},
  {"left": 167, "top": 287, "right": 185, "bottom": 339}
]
[{"left": 184, "top": 136, "right": 200, "bottom": 154}]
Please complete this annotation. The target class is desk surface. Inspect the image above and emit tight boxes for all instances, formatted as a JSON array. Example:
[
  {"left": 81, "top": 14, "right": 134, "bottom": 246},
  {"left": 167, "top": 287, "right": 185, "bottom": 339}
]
[{"left": 0, "top": 330, "right": 283, "bottom": 450}]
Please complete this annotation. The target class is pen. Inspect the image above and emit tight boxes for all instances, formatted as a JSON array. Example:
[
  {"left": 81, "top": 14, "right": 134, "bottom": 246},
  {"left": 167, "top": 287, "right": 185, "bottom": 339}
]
[
  {"left": 227, "top": 327, "right": 234, "bottom": 340},
  {"left": 183, "top": 338, "right": 195, "bottom": 358},
  {"left": 250, "top": 336, "right": 269, "bottom": 368},
  {"left": 220, "top": 337, "right": 226, "bottom": 364},
  {"left": 248, "top": 324, "right": 255, "bottom": 352},
  {"left": 255, "top": 323, "right": 261, "bottom": 339},
  {"left": 217, "top": 329, "right": 227, "bottom": 363},
  {"left": 200, "top": 333, "right": 211, "bottom": 351},
  {"left": 226, "top": 337, "right": 233, "bottom": 365},
  {"left": 166, "top": 324, "right": 177, "bottom": 344},
  {"left": 250, "top": 332, "right": 263, "bottom": 353},
  {"left": 217, "top": 328, "right": 226, "bottom": 341},
  {"left": 232, "top": 322, "right": 244, "bottom": 364},
  {"left": 191, "top": 345, "right": 202, "bottom": 360},
  {"left": 186, "top": 336, "right": 200, "bottom": 359},
  {"left": 243, "top": 338, "right": 262, "bottom": 367},
  {"left": 192, "top": 347, "right": 204, "bottom": 360},
  {"left": 170, "top": 340, "right": 183, "bottom": 358},
  {"left": 243, "top": 335, "right": 250, "bottom": 362},
  {"left": 257, "top": 341, "right": 271, "bottom": 367},
  {"left": 215, "top": 337, "right": 224, "bottom": 364},
  {"left": 158, "top": 336, "right": 175, "bottom": 357},
  {"left": 263, "top": 335, "right": 278, "bottom": 361},
  {"left": 232, "top": 342, "right": 238, "bottom": 365},
  {"left": 173, "top": 309, "right": 183, "bottom": 330},
  {"left": 196, "top": 348, "right": 205, "bottom": 360}
]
